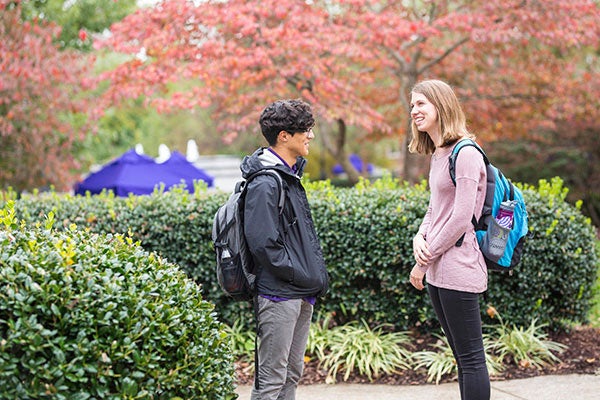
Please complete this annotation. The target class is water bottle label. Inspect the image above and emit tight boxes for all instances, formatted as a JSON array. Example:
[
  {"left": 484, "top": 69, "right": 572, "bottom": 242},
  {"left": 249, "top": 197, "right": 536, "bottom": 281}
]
[
  {"left": 496, "top": 215, "right": 513, "bottom": 229},
  {"left": 496, "top": 201, "right": 515, "bottom": 229}
]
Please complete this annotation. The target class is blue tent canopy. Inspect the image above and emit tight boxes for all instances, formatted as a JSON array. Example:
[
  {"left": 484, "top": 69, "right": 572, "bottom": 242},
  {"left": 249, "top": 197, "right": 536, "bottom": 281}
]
[
  {"left": 162, "top": 151, "right": 214, "bottom": 188},
  {"left": 74, "top": 149, "right": 214, "bottom": 196},
  {"left": 332, "top": 154, "right": 374, "bottom": 175}
]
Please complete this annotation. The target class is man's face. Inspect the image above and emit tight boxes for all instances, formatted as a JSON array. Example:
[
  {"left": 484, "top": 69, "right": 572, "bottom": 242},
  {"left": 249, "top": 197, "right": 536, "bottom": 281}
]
[{"left": 287, "top": 128, "right": 315, "bottom": 157}]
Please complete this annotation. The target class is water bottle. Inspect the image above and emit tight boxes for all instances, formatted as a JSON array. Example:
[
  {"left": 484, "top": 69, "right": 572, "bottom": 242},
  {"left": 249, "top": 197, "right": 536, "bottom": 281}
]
[{"left": 496, "top": 200, "right": 516, "bottom": 229}]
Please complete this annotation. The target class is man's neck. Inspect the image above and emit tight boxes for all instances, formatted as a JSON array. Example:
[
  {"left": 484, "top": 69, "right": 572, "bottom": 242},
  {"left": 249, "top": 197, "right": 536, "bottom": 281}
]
[{"left": 269, "top": 146, "right": 296, "bottom": 168}]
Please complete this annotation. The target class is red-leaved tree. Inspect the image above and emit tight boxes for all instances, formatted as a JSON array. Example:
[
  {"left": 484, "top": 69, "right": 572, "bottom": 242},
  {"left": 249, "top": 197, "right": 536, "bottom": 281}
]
[
  {"left": 0, "top": 0, "right": 93, "bottom": 192},
  {"left": 96, "top": 0, "right": 392, "bottom": 183},
  {"left": 97, "top": 0, "right": 600, "bottom": 182},
  {"left": 339, "top": 0, "right": 600, "bottom": 179}
]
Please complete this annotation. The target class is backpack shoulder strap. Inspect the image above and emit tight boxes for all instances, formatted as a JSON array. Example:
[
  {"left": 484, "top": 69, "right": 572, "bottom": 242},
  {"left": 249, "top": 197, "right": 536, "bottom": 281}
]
[
  {"left": 245, "top": 169, "right": 285, "bottom": 214},
  {"left": 448, "top": 139, "right": 489, "bottom": 186},
  {"left": 449, "top": 139, "right": 489, "bottom": 236}
]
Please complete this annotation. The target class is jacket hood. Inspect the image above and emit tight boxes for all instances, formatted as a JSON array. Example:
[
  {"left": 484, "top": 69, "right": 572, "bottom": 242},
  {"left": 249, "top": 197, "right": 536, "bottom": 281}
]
[{"left": 240, "top": 147, "right": 306, "bottom": 179}]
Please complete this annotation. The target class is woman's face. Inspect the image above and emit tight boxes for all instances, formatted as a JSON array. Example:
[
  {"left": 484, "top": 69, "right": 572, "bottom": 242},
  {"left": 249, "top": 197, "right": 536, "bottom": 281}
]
[{"left": 410, "top": 92, "right": 438, "bottom": 135}]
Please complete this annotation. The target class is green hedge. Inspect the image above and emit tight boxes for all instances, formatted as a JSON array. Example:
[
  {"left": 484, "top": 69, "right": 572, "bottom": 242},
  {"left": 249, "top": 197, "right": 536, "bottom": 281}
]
[
  {"left": 4, "top": 176, "right": 598, "bottom": 331},
  {"left": 484, "top": 178, "right": 599, "bottom": 327},
  {"left": 306, "top": 178, "right": 435, "bottom": 329},
  {"left": 308, "top": 176, "right": 599, "bottom": 331},
  {"left": 0, "top": 202, "right": 235, "bottom": 399}
]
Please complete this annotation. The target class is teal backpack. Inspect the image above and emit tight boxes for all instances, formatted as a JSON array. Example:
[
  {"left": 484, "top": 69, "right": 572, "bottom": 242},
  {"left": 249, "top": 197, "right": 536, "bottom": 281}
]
[{"left": 449, "top": 139, "right": 529, "bottom": 274}]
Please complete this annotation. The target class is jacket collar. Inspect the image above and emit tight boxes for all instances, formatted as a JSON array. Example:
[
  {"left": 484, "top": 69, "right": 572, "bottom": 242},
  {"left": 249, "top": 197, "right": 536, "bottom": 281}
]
[{"left": 240, "top": 147, "right": 306, "bottom": 179}]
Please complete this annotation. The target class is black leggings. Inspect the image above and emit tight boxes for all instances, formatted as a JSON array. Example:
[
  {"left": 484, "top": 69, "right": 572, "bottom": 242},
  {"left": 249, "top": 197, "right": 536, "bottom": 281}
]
[{"left": 428, "top": 284, "right": 490, "bottom": 400}]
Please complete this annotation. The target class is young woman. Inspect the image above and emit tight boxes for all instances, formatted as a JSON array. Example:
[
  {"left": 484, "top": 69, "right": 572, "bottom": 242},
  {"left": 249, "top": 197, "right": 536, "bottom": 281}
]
[{"left": 408, "top": 79, "right": 490, "bottom": 400}]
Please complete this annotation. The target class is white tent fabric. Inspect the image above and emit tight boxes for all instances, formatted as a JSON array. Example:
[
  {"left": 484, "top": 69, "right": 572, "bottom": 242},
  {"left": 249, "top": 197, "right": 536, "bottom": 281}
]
[
  {"left": 186, "top": 139, "right": 200, "bottom": 162},
  {"left": 156, "top": 144, "right": 171, "bottom": 163}
]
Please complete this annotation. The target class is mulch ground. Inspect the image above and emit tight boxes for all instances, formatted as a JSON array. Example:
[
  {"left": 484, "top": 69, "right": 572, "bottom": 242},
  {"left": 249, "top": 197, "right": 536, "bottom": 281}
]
[{"left": 235, "top": 325, "right": 600, "bottom": 386}]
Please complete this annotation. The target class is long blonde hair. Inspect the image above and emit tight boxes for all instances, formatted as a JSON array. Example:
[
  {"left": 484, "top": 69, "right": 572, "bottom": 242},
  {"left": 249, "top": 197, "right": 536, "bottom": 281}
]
[{"left": 408, "top": 79, "right": 473, "bottom": 155}]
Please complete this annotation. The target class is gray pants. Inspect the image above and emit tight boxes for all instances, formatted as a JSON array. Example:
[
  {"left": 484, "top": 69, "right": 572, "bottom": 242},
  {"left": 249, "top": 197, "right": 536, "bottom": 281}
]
[{"left": 251, "top": 297, "right": 313, "bottom": 400}]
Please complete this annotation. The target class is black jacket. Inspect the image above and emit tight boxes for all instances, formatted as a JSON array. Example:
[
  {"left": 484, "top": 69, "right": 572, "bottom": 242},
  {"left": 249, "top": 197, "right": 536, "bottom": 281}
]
[{"left": 241, "top": 147, "right": 329, "bottom": 299}]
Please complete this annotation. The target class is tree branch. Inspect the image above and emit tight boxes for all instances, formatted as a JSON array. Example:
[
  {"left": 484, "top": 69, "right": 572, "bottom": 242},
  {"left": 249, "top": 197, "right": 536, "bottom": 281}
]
[{"left": 417, "top": 36, "right": 469, "bottom": 75}]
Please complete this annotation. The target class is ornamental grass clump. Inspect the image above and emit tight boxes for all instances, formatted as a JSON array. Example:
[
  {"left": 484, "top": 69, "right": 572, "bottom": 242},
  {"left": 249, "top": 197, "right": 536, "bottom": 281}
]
[
  {"left": 225, "top": 316, "right": 256, "bottom": 362},
  {"left": 412, "top": 334, "right": 503, "bottom": 384},
  {"left": 412, "top": 335, "right": 457, "bottom": 384},
  {"left": 319, "top": 319, "right": 413, "bottom": 382},
  {"left": 0, "top": 203, "right": 235, "bottom": 399},
  {"left": 485, "top": 309, "right": 567, "bottom": 370},
  {"left": 306, "top": 312, "right": 335, "bottom": 362}
]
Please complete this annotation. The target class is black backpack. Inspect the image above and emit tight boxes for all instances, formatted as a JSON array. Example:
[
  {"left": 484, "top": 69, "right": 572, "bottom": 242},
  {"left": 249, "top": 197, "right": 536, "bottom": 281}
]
[{"left": 212, "top": 169, "right": 285, "bottom": 301}]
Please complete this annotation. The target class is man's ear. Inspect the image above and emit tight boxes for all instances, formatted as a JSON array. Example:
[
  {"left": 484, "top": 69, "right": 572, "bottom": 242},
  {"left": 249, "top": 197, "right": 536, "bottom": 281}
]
[{"left": 277, "top": 130, "right": 288, "bottom": 143}]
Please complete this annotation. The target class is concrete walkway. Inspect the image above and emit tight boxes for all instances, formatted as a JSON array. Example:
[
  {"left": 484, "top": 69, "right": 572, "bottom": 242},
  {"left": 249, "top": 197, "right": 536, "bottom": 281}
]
[{"left": 235, "top": 374, "right": 600, "bottom": 399}]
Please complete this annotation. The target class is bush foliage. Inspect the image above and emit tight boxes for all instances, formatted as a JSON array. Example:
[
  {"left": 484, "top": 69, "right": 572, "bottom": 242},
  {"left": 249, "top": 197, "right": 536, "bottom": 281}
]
[
  {"left": 0, "top": 202, "right": 235, "bottom": 399},
  {"left": 4, "top": 176, "right": 598, "bottom": 332}
]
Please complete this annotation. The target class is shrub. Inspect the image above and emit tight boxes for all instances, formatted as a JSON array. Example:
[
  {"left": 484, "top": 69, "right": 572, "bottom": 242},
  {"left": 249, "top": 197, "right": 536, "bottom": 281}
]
[
  {"left": 308, "top": 176, "right": 599, "bottom": 331},
  {"left": 483, "top": 178, "right": 599, "bottom": 329},
  {"left": 0, "top": 202, "right": 235, "bottom": 399},
  {"left": 305, "top": 177, "right": 435, "bottom": 329},
  {"left": 5, "top": 176, "right": 598, "bottom": 332}
]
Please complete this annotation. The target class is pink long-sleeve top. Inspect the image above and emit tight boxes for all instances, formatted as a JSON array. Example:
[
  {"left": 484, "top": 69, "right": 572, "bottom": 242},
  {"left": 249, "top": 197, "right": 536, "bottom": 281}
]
[{"left": 416, "top": 140, "right": 488, "bottom": 293}]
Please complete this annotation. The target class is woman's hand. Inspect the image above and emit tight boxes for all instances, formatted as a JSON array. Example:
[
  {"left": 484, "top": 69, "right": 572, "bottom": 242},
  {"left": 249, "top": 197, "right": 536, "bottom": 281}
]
[
  {"left": 409, "top": 264, "right": 425, "bottom": 291},
  {"left": 413, "top": 233, "right": 431, "bottom": 266}
]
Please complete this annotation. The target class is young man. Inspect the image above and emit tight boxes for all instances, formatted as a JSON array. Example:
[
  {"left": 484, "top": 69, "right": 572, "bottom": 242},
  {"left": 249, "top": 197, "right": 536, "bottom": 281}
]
[{"left": 241, "top": 99, "right": 329, "bottom": 400}]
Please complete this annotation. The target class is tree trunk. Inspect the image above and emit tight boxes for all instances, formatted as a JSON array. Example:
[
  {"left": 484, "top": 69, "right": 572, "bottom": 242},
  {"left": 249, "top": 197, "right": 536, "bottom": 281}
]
[
  {"left": 321, "top": 118, "right": 360, "bottom": 185},
  {"left": 398, "top": 73, "right": 430, "bottom": 183},
  {"left": 402, "top": 121, "right": 430, "bottom": 183}
]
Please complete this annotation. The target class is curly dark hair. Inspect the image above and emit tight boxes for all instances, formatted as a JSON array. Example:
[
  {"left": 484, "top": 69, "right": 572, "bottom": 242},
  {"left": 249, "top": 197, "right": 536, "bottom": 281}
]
[{"left": 259, "top": 99, "right": 315, "bottom": 146}]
